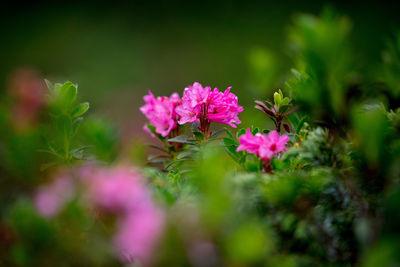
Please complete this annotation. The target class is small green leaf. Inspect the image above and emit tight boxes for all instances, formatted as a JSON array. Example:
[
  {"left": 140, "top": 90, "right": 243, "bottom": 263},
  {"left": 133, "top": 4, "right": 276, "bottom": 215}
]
[
  {"left": 148, "top": 144, "right": 167, "bottom": 153},
  {"left": 59, "top": 82, "right": 77, "bottom": 109},
  {"left": 40, "top": 161, "right": 58, "bottom": 171},
  {"left": 225, "top": 128, "right": 235, "bottom": 139},
  {"left": 210, "top": 129, "right": 226, "bottom": 138},
  {"left": 148, "top": 154, "right": 170, "bottom": 161},
  {"left": 296, "top": 116, "right": 307, "bottom": 134},
  {"left": 146, "top": 123, "right": 157, "bottom": 134},
  {"left": 177, "top": 150, "right": 195, "bottom": 160},
  {"left": 168, "top": 136, "right": 195, "bottom": 144},
  {"left": 223, "top": 137, "right": 237, "bottom": 146},
  {"left": 71, "top": 102, "right": 89, "bottom": 118},
  {"left": 193, "top": 131, "right": 204, "bottom": 141},
  {"left": 251, "top": 127, "right": 260, "bottom": 134},
  {"left": 281, "top": 97, "right": 290, "bottom": 106},
  {"left": 237, "top": 128, "right": 246, "bottom": 138},
  {"left": 72, "top": 117, "right": 83, "bottom": 136},
  {"left": 44, "top": 79, "right": 53, "bottom": 90},
  {"left": 274, "top": 91, "right": 282, "bottom": 108}
]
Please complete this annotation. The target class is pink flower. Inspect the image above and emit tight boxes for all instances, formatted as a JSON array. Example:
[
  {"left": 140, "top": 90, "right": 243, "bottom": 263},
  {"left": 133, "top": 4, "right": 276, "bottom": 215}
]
[
  {"left": 258, "top": 130, "right": 289, "bottom": 161},
  {"left": 114, "top": 206, "right": 164, "bottom": 263},
  {"left": 34, "top": 164, "right": 165, "bottom": 263},
  {"left": 140, "top": 91, "right": 181, "bottom": 137},
  {"left": 236, "top": 129, "right": 289, "bottom": 162},
  {"left": 79, "top": 164, "right": 165, "bottom": 263},
  {"left": 175, "top": 82, "right": 243, "bottom": 128},
  {"left": 83, "top": 165, "right": 149, "bottom": 214},
  {"left": 8, "top": 69, "right": 46, "bottom": 131},
  {"left": 34, "top": 176, "right": 75, "bottom": 218},
  {"left": 237, "top": 129, "right": 264, "bottom": 154}
]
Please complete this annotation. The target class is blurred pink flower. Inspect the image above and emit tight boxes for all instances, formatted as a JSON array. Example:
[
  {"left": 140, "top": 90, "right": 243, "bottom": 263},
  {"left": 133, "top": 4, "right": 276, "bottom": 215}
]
[
  {"left": 79, "top": 164, "right": 165, "bottom": 263},
  {"left": 8, "top": 69, "right": 46, "bottom": 131},
  {"left": 140, "top": 91, "right": 181, "bottom": 137},
  {"left": 34, "top": 164, "right": 165, "bottom": 264},
  {"left": 237, "top": 129, "right": 289, "bottom": 162},
  {"left": 175, "top": 82, "right": 243, "bottom": 128},
  {"left": 114, "top": 206, "right": 164, "bottom": 263},
  {"left": 34, "top": 176, "right": 75, "bottom": 218},
  {"left": 83, "top": 165, "right": 149, "bottom": 214}
]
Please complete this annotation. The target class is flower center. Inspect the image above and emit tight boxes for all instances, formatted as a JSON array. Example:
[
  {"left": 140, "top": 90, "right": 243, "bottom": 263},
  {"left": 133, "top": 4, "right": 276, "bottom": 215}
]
[{"left": 269, "top": 144, "right": 276, "bottom": 151}]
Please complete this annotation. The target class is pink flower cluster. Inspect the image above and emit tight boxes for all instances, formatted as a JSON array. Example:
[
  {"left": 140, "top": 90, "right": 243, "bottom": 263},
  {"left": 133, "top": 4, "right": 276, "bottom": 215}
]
[
  {"left": 81, "top": 165, "right": 164, "bottom": 264},
  {"left": 175, "top": 82, "right": 243, "bottom": 128},
  {"left": 237, "top": 129, "right": 289, "bottom": 162},
  {"left": 140, "top": 82, "right": 243, "bottom": 138},
  {"left": 34, "top": 175, "right": 75, "bottom": 217},
  {"left": 34, "top": 165, "right": 164, "bottom": 264},
  {"left": 140, "top": 91, "right": 181, "bottom": 137}
]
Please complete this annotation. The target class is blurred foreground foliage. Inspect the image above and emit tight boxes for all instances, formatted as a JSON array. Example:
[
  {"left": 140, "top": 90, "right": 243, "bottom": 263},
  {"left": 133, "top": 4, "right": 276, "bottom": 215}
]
[{"left": 1, "top": 8, "right": 400, "bottom": 267}]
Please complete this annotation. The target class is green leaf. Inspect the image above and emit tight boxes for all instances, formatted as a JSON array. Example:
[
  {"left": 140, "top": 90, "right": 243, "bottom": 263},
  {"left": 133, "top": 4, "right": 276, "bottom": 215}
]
[
  {"left": 168, "top": 136, "right": 195, "bottom": 144},
  {"left": 146, "top": 123, "right": 157, "bottom": 134},
  {"left": 148, "top": 144, "right": 167, "bottom": 153},
  {"left": 237, "top": 128, "right": 246, "bottom": 138},
  {"left": 193, "top": 131, "right": 204, "bottom": 141},
  {"left": 37, "top": 149, "right": 63, "bottom": 159},
  {"left": 274, "top": 91, "right": 283, "bottom": 108},
  {"left": 244, "top": 155, "right": 262, "bottom": 172},
  {"left": 281, "top": 97, "right": 290, "bottom": 106},
  {"left": 251, "top": 127, "right": 260, "bottom": 134},
  {"left": 177, "top": 150, "right": 195, "bottom": 160},
  {"left": 225, "top": 128, "right": 235, "bottom": 139},
  {"left": 59, "top": 82, "right": 77, "bottom": 110},
  {"left": 57, "top": 114, "right": 73, "bottom": 138},
  {"left": 210, "top": 129, "right": 226, "bottom": 138},
  {"left": 296, "top": 116, "right": 307, "bottom": 134},
  {"left": 53, "top": 83, "right": 62, "bottom": 95},
  {"left": 40, "top": 161, "right": 58, "bottom": 171},
  {"left": 72, "top": 117, "right": 83, "bottom": 136},
  {"left": 44, "top": 79, "right": 53, "bottom": 90},
  {"left": 165, "top": 158, "right": 193, "bottom": 170},
  {"left": 223, "top": 137, "right": 237, "bottom": 146},
  {"left": 71, "top": 102, "right": 89, "bottom": 118},
  {"left": 148, "top": 154, "right": 170, "bottom": 161}
]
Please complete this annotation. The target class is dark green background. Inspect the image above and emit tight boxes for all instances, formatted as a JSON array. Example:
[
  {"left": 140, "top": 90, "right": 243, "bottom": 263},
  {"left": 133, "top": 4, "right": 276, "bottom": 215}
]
[{"left": 1, "top": 0, "right": 398, "bottom": 133}]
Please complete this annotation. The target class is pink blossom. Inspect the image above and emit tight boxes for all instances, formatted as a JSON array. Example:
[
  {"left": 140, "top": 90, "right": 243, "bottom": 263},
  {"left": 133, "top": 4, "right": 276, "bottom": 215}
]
[
  {"left": 83, "top": 165, "right": 149, "bottom": 214},
  {"left": 237, "top": 129, "right": 264, "bottom": 155},
  {"left": 258, "top": 130, "right": 289, "bottom": 161},
  {"left": 33, "top": 164, "right": 165, "bottom": 264},
  {"left": 34, "top": 176, "right": 75, "bottom": 218},
  {"left": 8, "top": 69, "right": 46, "bottom": 131},
  {"left": 140, "top": 91, "right": 181, "bottom": 137},
  {"left": 236, "top": 129, "right": 289, "bottom": 162},
  {"left": 175, "top": 82, "right": 243, "bottom": 128},
  {"left": 79, "top": 164, "right": 165, "bottom": 263},
  {"left": 114, "top": 206, "right": 164, "bottom": 263}
]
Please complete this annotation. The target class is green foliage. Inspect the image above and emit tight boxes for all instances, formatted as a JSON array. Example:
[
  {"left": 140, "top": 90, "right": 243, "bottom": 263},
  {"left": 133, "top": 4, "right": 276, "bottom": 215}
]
[
  {"left": 378, "top": 32, "right": 400, "bottom": 98},
  {"left": 286, "top": 8, "right": 355, "bottom": 124},
  {"left": 41, "top": 80, "right": 90, "bottom": 168}
]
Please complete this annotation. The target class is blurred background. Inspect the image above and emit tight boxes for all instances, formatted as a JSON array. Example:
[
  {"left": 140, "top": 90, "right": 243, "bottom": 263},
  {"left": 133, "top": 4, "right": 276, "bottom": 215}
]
[{"left": 1, "top": 0, "right": 399, "bottom": 136}]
